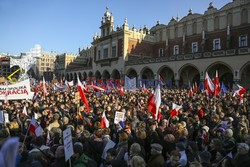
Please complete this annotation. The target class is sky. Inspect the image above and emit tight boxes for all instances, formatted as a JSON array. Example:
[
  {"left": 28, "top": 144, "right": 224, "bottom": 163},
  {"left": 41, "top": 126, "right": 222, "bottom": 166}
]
[{"left": 0, "top": 0, "right": 231, "bottom": 55}]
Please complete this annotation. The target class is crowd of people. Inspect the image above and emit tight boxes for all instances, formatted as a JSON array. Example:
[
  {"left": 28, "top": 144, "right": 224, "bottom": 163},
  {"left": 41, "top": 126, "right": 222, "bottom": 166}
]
[{"left": 0, "top": 81, "right": 250, "bottom": 167}]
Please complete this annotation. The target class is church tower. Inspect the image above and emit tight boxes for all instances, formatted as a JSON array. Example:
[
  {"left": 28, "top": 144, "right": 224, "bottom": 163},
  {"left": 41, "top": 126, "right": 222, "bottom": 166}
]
[{"left": 100, "top": 6, "right": 114, "bottom": 37}]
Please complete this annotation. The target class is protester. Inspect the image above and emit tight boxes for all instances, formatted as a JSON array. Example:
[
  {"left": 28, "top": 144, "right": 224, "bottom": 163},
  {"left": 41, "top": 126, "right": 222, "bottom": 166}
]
[{"left": 0, "top": 78, "right": 249, "bottom": 167}]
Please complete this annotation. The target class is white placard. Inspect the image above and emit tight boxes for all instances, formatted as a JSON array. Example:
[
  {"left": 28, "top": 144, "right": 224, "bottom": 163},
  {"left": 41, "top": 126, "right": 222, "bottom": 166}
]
[
  {"left": 0, "top": 111, "right": 3, "bottom": 123},
  {"left": 0, "top": 79, "right": 32, "bottom": 100},
  {"left": 114, "top": 111, "right": 125, "bottom": 124},
  {"left": 4, "top": 113, "right": 9, "bottom": 123},
  {"left": 63, "top": 128, "right": 74, "bottom": 162}
]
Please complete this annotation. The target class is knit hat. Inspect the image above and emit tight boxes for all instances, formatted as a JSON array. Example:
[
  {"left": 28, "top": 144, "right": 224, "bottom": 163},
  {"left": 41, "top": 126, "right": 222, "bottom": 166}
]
[
  {"left": 199, "top": 151, "right": 211, "bottom": 164},
  {"left": 151, "top": 143, "right": 163, "bottom": 152},
  {"left": 238, "top": 143, "right": 249, "bottom": 152}
]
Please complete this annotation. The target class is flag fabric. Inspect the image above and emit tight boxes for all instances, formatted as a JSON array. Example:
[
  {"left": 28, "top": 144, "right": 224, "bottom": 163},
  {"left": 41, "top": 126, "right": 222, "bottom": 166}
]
[
  {"left": 0, "top": 137, "right": 19, "bottom": 167},
  {"left": 125, "top": 76, "right": 137, "bottom": 91},
  {"left": 22, "top": 106, "right": 28, "bottom": 116},
  {"left": 214, "top": 71, "right": 220, "bottom": 96},
  {"left": 119, "top": 86, "right": 125, "bottom": 96},
  {"left": 220, "top": 82, "right": 227, "bottom": 94},
  {"left": 53, "top": 84, "right": 67, "bottom": 91},
  {"left": 59, "top": 79, "right": 63, "bottom": 86},
  {"left": 169, "top": 103, "right": 182, "bottom": 118},
  {"left": 77, "top": 76, "right": 90, "bottom": 113},
  {"left": 42, "top": 77, "right": 47, "bottom": 98},
  {"left": 194, "top": 82, "right": 198, "bottom": 92},
  {"left": 227, "top": 151, "right": 233, "bottom": 159},
  {"left": 159, "top": 75, "right": 165, "bottom": 86},
  {"left": 46, "top": 131, "right": 51, "bottom": 146},
  {"left": 233, "top": 84, "right": 246, "bottom": 97},
  {"left": 189, "top": 87, "right": 193, "bottom": 97},
  {"left": 199, "top": 82, "right": 204, "bottom": 90},
  {"left": 147, "top": 85, "right": 161, "bottom": 121},
  {"left": 89, "top": 85, "right": 105, "bottom": 92},
  {"left": 119, "top": 121, "right": 126, "bottom": 129},
  {"left": 101, "top": 111, "right": 109, "bottom": 128},
  {"left": 65, "top": 80, "right": 74, "bottom": 88},
  {"left": 166, "top": 80, "right": 172, "bottom": 88},
  {"left": 202, "top": 130, "right": 208, "bottom": 143},
  {"left": 29, "top": 117, "right": 43, "bottom": 137},
  {"left": 233, "top": 84, "right": 246, "bottom": 104},
  {"left": 204, "top": 72, "right": 214, "bottom": 95}
]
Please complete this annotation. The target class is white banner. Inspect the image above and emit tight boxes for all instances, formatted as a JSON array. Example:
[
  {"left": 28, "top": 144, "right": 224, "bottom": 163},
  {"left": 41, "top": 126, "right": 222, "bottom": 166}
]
[
  {"left": 114, "top": 111, "right": 125, "bottom": 124},
  {"left": 0, "top": 79, "right": 32, "bottom": 100},
  {"left": 63, "top": 128, "right": 74, "bottom": 162},
  {"left": 125, "top": 76, "right": 136, "bottom": 91}
]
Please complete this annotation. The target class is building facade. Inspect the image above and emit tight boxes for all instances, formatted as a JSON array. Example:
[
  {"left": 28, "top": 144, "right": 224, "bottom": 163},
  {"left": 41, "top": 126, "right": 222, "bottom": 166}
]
[
  {"left": 37, "top": 51, "right": 57, "bottom": 80},
  {"left": 57, "top": 0, "right": 250, "bottom": 89},
  {"left": 0, "top": 54, "right": 20, "bottom": 79},
  {"left": 54, "top": 53, "right": 77, "bottom": 79}
]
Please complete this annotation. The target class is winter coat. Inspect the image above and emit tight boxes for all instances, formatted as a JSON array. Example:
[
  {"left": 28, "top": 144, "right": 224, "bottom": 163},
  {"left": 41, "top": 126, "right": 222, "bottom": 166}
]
[{"left": 147, "top": 153, "right": 165, "bottom": 167}]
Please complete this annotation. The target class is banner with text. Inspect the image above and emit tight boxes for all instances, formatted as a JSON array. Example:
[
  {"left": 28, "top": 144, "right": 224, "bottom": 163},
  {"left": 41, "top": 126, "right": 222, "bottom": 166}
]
[{"left": 0, "top": 79, "right": 32, "bottom": 100}]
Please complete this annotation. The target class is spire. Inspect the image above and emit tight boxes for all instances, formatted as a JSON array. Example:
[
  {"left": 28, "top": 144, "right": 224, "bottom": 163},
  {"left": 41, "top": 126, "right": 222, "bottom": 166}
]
[
  {"left": 188, "top": 8, "right": 193, "bottom": 15},
  {"left": 124, "top": 17, "right": 128, "bottom": 25}
]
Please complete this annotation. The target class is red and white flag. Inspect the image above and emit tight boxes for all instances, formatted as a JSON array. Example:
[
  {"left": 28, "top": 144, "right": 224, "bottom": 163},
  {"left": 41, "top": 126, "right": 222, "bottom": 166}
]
[
  {"left": 119, "top": 86, "right": 125, "bottom": 96},
  {"left": 233, "top": 84, "right": 246, "bottom": 104},
  {"left": 204, "top": 72, "right": 214, "bottom": 95},
  {"left": 59, "top": 79, "right": 63, "bottom": 86},
  {"left": 65, "top": 80, "right": 74, "bottom": 88},
  {"left": 202, "top": 130, "right": 208, "bottom": 143},
  {"left": 29, "top": 117, "right": 43, "bottom": 138},
  {"left": 147, "top": 85, "right": 161, "bottom": 121},
  {"left": 189, "top": 87, "right": 193, "bottom": 97},
  {"left": 77, "top": 76, "right": 90, "bottom": 112},
  {"left": 169, "top": 103, "right": 182, "bottom": 118},
  {"left": 22, "top": 106, "right": 28, "bottom": 116},
  {"left": 100, "top": 111, "right": 109, "bottom": 128},
  {"left": 214, "top": 71, "right": 220, "bottom": 96},
  {"left": 42, "top": 77, "right": 47, "bottom": 98},
  {"left": 91, "top": 85, "right": 105, "bottom": 92}
]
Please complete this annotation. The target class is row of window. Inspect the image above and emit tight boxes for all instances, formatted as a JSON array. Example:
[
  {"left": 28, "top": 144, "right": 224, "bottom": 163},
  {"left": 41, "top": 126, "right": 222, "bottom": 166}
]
[
  {"left": 159, "top": 35, "right": 248, "bottom": 56},
  {"left": 97, "top": 46, "right": 117, "bottom": 60}
]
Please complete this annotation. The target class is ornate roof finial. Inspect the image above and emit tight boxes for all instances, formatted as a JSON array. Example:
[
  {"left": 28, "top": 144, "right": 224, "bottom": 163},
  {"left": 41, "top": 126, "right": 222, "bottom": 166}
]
[
  {"left": 208, "top": 2, "right": 214, "bottom": 9},
  {"left": 188, "top": 8, "right": 193, "bottom": 15},
  {"left": 106, "top": 5, "right": 109, "bottom": 12},
  {"left": 124, "top": 17, "right": 128, "bottom": 24},
  {"left": 157, "top": 20, "right": 160, "bottom": 25}
]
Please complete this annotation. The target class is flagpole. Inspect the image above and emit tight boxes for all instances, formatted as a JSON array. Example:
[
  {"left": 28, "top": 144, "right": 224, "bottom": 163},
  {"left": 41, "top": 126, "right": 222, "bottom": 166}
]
[{"left": 22, "top": 121, "right": 31, "bottom": 146}]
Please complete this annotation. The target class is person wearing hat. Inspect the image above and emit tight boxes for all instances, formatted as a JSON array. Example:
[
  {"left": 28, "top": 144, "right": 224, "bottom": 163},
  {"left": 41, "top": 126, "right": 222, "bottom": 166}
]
[
  {"left": 147, "top": 143, "right": 164, "bottom": 167},
  {"left": 223, "top": 129, "right": 236, "bottom": 152},
  {"left": 198, "top": 151, "right": 212, "bottom": 167},
  {"left": 234, "top": 143, "right": 250, "bottom": 167}
]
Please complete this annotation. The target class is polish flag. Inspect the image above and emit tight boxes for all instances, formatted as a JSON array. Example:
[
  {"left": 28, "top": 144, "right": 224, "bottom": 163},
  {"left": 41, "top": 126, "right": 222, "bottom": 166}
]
[
  {"left": 77, "top": 76, "right": 90, "bottom": 112},
  {"left": 233, "top": 84, "right": 246, "bottom": 104},
  {"left": 119, "top": 86, "right": 125, "bottom": 96},
  {"left": 214, "top": 71, "right": 220, "bottom": 96},
  {"left": 169, "top": 103, "right": 182, "bottom": 118},
  {"left": 100, "top": 111, "right": 109, "bottom": 128},
  {"left": 147, "top": 85, "right": 161, "bottom": 121},
  {"left": 65, "top": 80, "right": 74, "bottom": 88},
  {"left": 42, "top": 77, "right": 47, "bottom": 98},
  {"left": 90, "top": 85, "right": 105, "bottom": 92},
  {"left": 22, "top": 106, "right": 28, "bottom": 116},
  {"left": 202, "top": 130, "right": 208, "bottom": 143},
  {"left": 29, "top": 117, "right": 43, "bottom": 138},
  {"left": 189, "top": 87, "right": 193, "bottom": 97},
  {"left": 204, "top": 72, "right": 214, "bottom": 95}
]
